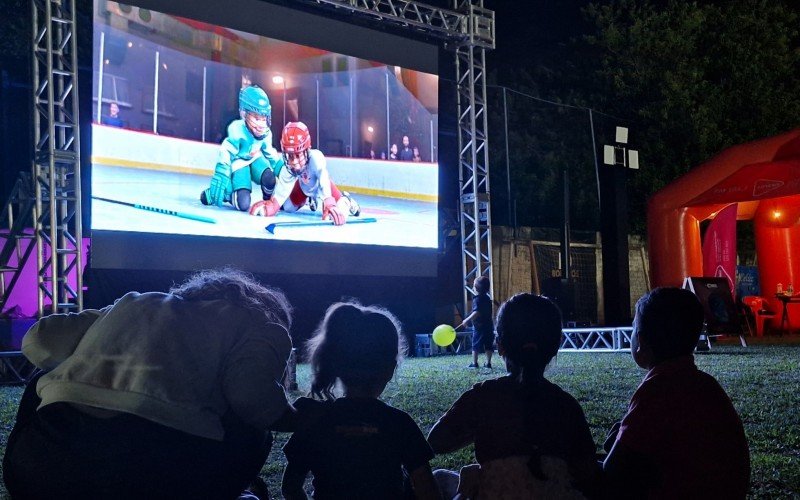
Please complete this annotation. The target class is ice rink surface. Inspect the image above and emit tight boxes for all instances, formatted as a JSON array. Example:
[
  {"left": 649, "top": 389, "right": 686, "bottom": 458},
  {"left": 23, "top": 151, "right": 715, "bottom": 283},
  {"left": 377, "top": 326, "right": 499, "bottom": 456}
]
[{"left": 91, "top": 165, "right": 438, "bottom": 248}]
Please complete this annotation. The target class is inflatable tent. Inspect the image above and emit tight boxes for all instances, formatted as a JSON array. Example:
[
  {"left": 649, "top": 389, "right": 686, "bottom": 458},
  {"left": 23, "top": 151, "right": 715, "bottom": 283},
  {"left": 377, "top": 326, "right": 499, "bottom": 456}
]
[{"left": 648, "top": 129, "right": 800, "bottom": 330}]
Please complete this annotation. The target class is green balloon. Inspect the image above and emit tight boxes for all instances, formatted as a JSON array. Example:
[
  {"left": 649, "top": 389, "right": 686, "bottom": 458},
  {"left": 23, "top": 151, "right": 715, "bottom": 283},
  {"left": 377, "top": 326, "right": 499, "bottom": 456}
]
[{"left": 432, "top": 324, "right": 456, "bottom": 347}]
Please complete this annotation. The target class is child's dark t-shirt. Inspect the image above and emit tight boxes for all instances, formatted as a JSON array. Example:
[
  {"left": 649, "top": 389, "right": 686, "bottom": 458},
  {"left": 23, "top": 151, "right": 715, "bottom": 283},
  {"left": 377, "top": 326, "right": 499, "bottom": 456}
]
[
  {"left": 430, "top": 375, "right": 596, "bottom": 465},
  {"left": 283, "top": 397, "right": 434, "bottom": 500},
  {"left": 471, "top": 292, "right": 494, "bottom": 336}
]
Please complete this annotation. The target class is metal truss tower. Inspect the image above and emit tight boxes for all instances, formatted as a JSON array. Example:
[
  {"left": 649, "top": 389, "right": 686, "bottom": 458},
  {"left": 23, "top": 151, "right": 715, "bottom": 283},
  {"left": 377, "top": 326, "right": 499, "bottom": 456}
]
[
  {"left": 452, "top": 0, "right": 494, "bottom": 310},
  {"left": 302, "top": 0, "right": 495, "bottom": 313},
  {"left": 31, "top": 0, "right": 83, "bottom": 316}
]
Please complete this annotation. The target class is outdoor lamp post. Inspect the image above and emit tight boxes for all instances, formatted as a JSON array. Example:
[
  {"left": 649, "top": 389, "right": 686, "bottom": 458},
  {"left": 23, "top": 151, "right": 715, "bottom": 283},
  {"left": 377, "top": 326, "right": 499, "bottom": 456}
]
[
  {"left": 603, "top": 127, "right": 639, "bottom": 170},
  {"left": 600, "top": 126, "right": 639, "bottom": 326},
  {"left": 272, "top": 75, "right": 286, "bottom": 126}
]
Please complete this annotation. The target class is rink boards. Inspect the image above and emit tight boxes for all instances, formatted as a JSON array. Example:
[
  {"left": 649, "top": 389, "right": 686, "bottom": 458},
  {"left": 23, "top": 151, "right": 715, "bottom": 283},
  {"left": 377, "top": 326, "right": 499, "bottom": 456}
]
[{"left": 90, "top": 125, "right": 439, "bottom": 248}]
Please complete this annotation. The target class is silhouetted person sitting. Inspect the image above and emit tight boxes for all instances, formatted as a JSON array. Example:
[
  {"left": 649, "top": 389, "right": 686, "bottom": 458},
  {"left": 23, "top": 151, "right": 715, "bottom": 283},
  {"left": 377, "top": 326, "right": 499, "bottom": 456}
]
[
  {"left": 281, "top": 302, "right": 440, "bottom": 500},
  {"left": 429, "top": 294, "right": 599, "bottom": 499},
  {"left": 3, "top": 268, "right": 293, "bottom": 499},
  {"left": 603, "top": 287, "right": 750, "bottom": 499}
]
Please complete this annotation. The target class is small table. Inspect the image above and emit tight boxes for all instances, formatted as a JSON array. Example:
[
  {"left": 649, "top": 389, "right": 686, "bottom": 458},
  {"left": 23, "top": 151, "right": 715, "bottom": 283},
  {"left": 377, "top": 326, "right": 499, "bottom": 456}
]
[{"left": 774, "top": 294, "right": 800, "bottom": 333}]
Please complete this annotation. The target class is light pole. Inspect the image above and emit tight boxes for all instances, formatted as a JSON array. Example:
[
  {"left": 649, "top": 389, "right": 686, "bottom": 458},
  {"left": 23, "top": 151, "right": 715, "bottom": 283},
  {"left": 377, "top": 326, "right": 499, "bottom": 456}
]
[
  {"left": 503, "top": 87, "right": 512, "bottom": 228},
  {"left": 600, "top": 126, "right": 639, "bottom": 326},
  {"left": 603, "top": 126, "right": 639, "bottom": 171},
  {"left": 272, "top": 75, "right": 286, "bottom": 126}
]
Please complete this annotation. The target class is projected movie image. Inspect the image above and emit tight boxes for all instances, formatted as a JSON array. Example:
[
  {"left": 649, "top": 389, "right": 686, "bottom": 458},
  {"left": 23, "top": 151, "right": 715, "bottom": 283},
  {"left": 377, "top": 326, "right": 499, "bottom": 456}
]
[{"left": 91, "top": 2, "right": 439, "bottom": 248}]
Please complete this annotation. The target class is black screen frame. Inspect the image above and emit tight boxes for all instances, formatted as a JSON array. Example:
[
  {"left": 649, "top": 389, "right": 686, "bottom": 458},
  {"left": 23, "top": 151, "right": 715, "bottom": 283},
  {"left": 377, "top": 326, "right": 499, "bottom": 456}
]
[{"left": 88, "top": 0, "right": 442, "bottom": 278}]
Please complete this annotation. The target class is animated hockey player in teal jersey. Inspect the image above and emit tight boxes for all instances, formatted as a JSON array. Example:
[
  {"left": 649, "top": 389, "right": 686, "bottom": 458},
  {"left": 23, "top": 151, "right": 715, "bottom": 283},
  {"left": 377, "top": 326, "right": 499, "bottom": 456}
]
[{"left": 200, "top": 85, "right": 283, "bottom": 212}]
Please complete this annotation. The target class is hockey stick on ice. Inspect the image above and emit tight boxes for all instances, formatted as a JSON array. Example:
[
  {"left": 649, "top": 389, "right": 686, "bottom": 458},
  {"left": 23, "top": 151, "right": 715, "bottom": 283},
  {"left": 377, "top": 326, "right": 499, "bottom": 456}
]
[
  {"left": 266, "top": 217, "right": 377, "bottom": 234},
  {"left": 93, "top": 196, "right": 217, "bottom": 224}
]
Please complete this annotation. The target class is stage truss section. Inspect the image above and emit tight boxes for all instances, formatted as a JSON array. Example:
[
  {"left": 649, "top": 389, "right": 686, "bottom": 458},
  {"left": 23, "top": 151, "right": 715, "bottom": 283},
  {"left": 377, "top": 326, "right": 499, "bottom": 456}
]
[
  {"left": 297, "top": 0, "right": 496, "bottom": 316},
  {"left": 455, "top": 1, "right": 494, "bottom": 312},
  {"left": 31, "top": 0, "right": 83, "bottom": 316},
  {"left": 0, "top": 351, "right": 38, "bottom": 385},
  {"left": 560, "top": 326, "right": 633, "bottom": 352},
  {"left": 0, "top": 173, "right": 37, "bottom": 314}
]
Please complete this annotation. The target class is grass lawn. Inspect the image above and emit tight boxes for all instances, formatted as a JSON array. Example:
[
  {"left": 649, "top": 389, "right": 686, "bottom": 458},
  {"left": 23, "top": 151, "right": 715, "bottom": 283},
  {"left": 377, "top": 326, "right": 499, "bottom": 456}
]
[{"left": 0, "top": 345, "right": 798, "bottom": 497}]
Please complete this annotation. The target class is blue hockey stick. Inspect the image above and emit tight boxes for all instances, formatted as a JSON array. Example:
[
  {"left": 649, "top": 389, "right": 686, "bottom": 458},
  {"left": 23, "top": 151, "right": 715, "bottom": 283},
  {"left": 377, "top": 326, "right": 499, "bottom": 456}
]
[
  {"left": 266, "top": 217, "right": 377, "bottom": 234},
  {"left": 93, "top": 196, "right": 217, "bottom": 224}
]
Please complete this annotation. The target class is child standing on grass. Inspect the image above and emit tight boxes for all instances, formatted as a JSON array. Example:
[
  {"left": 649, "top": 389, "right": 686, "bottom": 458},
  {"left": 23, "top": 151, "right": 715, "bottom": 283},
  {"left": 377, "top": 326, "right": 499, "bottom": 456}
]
[
  {"left": 281, "top": 302, "right": 441, "bottom": 500},
  {"left": 456, "top": 276, "right": 495, "bottom": 369},
  {"left": 603, "top": 287, "right": 750, "bottom": 498},
  {"left": 429, "top": 293, "right": 599, "bottom": 499}
]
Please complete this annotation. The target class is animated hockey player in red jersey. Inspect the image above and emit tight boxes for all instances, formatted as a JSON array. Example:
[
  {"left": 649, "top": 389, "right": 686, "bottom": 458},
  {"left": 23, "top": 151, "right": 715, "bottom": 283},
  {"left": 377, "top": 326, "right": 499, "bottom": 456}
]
[{"left": 249, "top": 121, "right": 360, "bottom": 225}]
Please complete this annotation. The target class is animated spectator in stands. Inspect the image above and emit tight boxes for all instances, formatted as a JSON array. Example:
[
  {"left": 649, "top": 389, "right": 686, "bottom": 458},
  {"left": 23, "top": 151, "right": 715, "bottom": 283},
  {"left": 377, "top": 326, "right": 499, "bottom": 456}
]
[
  {"left": 200, "top": 85, "right": 283, "bottom": 213},
  {"left": 103, "top": 102, "right": 124, "bottom": 128},
  {"left": 249, "top": 121, "right": 361, "bottom": 226},
  {"left": 398, "top": 135, "right": 414, "bottom": 161}
]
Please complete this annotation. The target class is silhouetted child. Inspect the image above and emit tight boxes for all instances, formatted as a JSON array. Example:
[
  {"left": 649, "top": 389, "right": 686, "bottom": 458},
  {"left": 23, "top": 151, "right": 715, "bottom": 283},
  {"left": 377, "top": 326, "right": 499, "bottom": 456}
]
[
  {"left": 456, "top": 276, "right": 495, "bottom": 368},
  {"left": 603, "top": 287, "right": 750, "bottom": 498},
  {"left": 429, "top": 294, "right": 599, "bottom": 499},
  {"left": 281, "top": 302, "right": 441, "bottom": 500}
]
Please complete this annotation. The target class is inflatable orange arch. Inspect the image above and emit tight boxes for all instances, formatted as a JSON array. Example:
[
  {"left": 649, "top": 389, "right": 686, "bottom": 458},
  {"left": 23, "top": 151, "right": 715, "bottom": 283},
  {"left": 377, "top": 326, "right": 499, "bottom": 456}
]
[{"left": 647, "top": 129, "right": 800, "bottom": 329}]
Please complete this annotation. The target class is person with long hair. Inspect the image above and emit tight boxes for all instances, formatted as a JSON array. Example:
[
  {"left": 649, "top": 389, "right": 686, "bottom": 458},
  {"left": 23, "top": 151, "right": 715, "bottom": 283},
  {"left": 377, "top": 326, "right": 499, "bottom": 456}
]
[
  {"left": 3, "top": 268, "right": 293, "bottom": 499},
  {"left": 428, "top": 293, "right": 599, "bottom": 499},
  {"left": 281, "top": 301, "right": 440, "bottom": 500}
]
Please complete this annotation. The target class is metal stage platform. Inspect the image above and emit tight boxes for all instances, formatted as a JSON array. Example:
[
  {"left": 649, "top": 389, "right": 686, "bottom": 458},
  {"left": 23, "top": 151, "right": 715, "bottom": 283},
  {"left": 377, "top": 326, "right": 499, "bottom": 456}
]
[
  {"left": 0, "top": 352, "right": 37, "bottom": 385},
  {"left": 560, "top": 326, "right": 634, "bottom": 352},
  {"left": 415, "top": 326, "right": 634, "bottom": 357}
]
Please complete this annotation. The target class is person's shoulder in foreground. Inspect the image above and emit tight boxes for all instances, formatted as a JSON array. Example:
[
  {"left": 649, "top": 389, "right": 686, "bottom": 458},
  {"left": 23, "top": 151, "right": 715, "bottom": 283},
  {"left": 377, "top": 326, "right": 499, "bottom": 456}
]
[{"left": 603, "top": 287, "right": 750, "bottom": 499}]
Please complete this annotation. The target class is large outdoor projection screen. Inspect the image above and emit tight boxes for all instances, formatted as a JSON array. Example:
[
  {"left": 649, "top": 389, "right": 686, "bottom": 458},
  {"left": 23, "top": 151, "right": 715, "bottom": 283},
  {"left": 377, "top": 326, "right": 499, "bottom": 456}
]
[{"left": 90, "top": 0, "right": 440, "bottom": 277}]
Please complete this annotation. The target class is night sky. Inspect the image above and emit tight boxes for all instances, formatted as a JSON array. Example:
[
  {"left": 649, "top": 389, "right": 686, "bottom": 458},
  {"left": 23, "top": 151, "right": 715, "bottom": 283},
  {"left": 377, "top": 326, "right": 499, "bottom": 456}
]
[
  {"left": 429, "top": 0, "right": 596, "bottom": 72},
  {"left": 486, "top": 1, "right": 593, "bottom": 62}
]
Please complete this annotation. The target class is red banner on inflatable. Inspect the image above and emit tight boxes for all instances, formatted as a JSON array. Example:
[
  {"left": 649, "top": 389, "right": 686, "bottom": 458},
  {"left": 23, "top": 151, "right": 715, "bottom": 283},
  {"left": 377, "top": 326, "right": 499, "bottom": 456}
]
[
  {"left": 702, "top": 203, "right": 738, "bottom": 297},
  {"left": 687, "top": 159, "right": 800, "bottom": 206}
]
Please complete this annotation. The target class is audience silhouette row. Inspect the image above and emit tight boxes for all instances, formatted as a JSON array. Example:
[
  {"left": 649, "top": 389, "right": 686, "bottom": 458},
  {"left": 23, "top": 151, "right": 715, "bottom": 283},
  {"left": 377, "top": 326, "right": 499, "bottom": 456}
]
[{"left": 3, "top": 268, "right": 749, "bottom": 499}]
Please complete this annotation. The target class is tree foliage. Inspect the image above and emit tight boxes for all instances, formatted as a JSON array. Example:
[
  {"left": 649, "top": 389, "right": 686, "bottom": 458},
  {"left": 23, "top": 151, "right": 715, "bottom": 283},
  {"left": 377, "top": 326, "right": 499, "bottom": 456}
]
[
  {"left": 486, "top": 62, "right": 604, "bottom": 232},
  {"left": 0, "top": 0, "right": 31, "bottom": 62},
  {"left": 581, "top": 0, "right": 800, "bottom": 232},
  {"left": 488, "top": 0, "right": 800, "bottom": 234}
]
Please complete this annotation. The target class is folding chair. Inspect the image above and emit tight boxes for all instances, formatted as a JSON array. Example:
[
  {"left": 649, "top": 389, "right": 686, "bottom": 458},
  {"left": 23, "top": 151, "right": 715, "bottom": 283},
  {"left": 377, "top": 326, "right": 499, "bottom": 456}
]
[{"left": 742, "top": 296, "right": 776, "bottom": 337}]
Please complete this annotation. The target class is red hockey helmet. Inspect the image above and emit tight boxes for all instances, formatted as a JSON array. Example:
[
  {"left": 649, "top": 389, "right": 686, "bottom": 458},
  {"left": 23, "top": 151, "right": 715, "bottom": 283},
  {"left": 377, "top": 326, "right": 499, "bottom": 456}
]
[
  {"left": 281, "top": 122, "right": 311, "bottom": 155},
  {"left": 281, "top": 122, "right": 312, "bottom": 176}
]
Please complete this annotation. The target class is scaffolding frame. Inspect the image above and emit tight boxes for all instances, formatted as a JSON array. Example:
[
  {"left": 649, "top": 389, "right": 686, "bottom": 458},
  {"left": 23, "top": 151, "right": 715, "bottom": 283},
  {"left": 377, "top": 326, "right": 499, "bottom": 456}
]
[
  {"left": 0, "top": 173, "right": 37, "bottom": 314},
  {"left": 31, "top": 0, "right": 83, "bottom": 316},
  {"left": 454, "top": 0, "right": 494, "bottom": 309}
]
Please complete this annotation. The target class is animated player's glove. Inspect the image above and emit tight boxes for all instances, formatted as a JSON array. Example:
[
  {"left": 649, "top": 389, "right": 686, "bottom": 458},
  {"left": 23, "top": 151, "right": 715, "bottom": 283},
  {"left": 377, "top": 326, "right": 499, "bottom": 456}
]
[
  {"left": 208, "top": 162, "right": 232, "bottom": 206},
  {"left": 249, "top": 198, "right": 280, "bottom": 217},
  {"left": 322, "top": 197, "right": 346, "bottom": 226}
]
